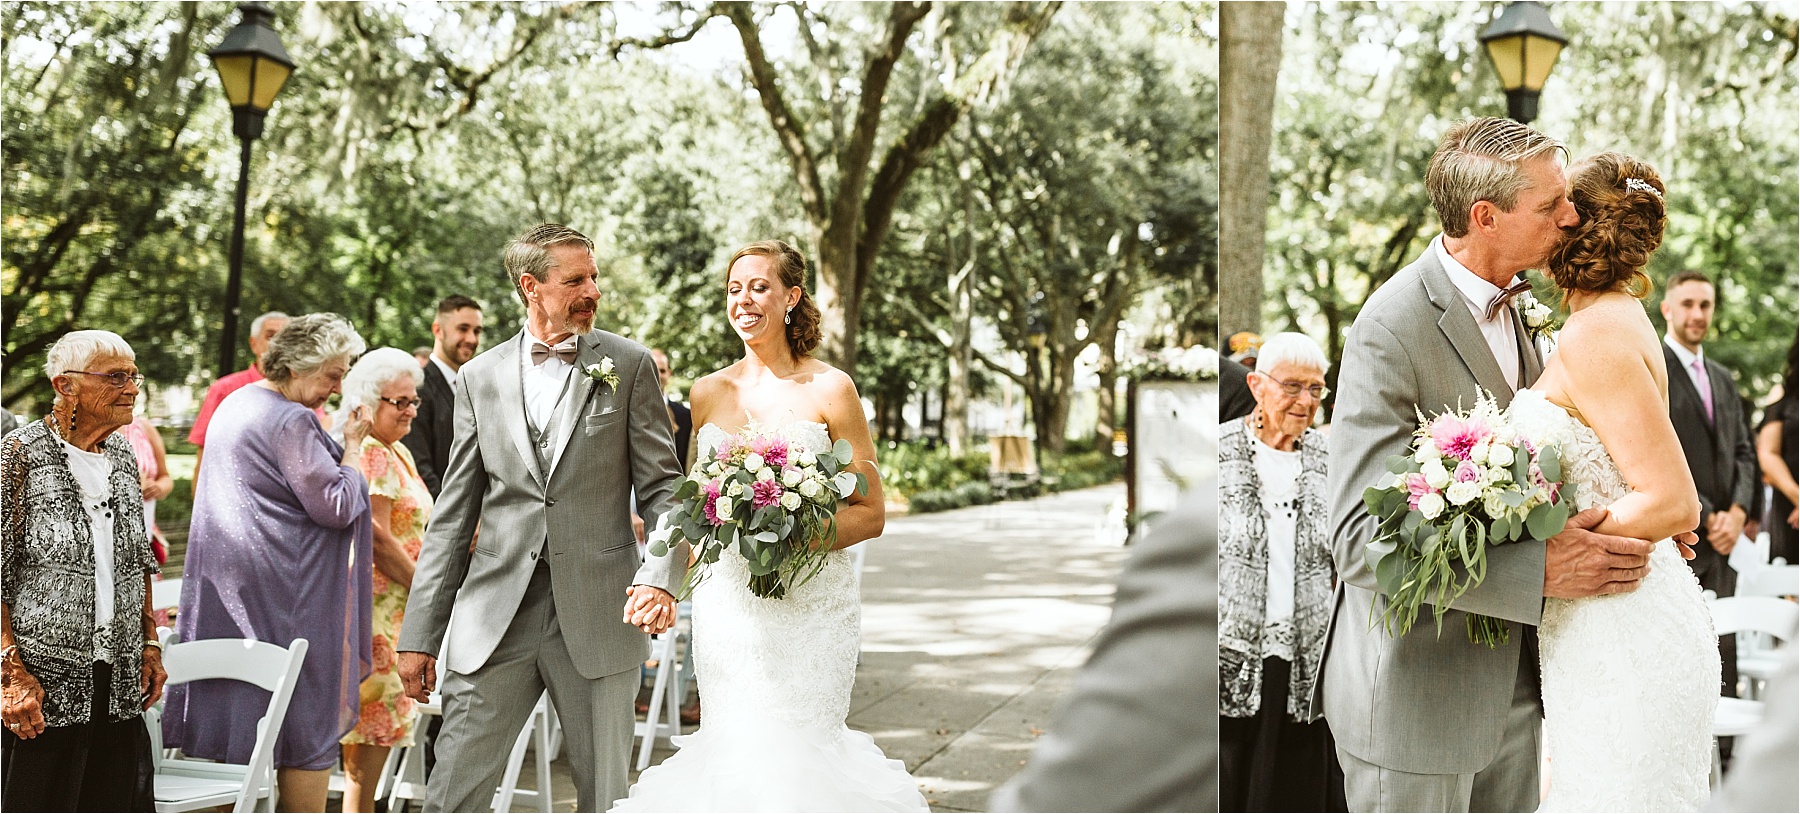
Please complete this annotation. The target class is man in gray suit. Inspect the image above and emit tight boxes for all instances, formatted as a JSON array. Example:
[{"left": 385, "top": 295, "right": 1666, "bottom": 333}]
[
  {"left": 397, "top": 223, "right": 688, "bottom": 812},
  {"left": 1318, "top": 118, "right": 1685, "bottom": 812},
  {"left": 990, "top": 486, "right": 1216, "bottom": 813}
]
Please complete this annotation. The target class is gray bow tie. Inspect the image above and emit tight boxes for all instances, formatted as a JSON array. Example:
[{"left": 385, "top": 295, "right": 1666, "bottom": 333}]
[
  {"left": 1485, "top": 280, "right": 1534, "bottom": 321},
  {"left": 530, "top": 342, "right": 577, "bottom": 366}
]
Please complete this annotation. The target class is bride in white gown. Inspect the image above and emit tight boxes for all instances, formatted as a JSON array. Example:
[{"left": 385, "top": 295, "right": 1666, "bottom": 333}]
[
  {"left": 611, "top": 240, "right": 928, "bottom": 812},
  {"left": 1511, "top": 153, "right": 1718, "bottom": 811}
]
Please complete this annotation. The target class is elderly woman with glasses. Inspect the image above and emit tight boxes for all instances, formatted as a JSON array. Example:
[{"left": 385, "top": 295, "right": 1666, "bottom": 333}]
[
  {"left": 162, "top": 314, "right": 374, "bottom": 813},
  {"left": 330, "top": 348, "right": 433, "bottom": 813},
  {"left": 1, "top": 331, "right": 164, "bottom": 811},
  {"left": 1218, "top": 332, "right": 1345, "bottom": 812}
]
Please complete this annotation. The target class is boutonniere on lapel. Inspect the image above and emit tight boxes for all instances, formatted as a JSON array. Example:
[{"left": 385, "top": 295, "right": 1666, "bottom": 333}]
[
  {"left": 585, "top": 357, "right": 620, "bottom": 390},
  {"left": 1517, "top": 291, "right": 1558, "bottom": 353}
]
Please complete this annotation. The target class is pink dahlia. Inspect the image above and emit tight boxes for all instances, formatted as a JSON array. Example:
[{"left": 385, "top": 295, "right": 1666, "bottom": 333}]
[
  {"left": 751, "top": 479, "right": 783, "bottom": 509},
  {"left": 1429, "top": 415, "right": 1491, "bottom": 462},
  {"left": 703, "top": 479, "right": 725, "bottom": 525}
]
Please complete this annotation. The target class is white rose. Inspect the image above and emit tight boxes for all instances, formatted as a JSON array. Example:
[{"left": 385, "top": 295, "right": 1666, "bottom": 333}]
[
  {"left": 744, "top": 452, "right": 765, "bottom": 472},
  {"left": 1487, "top": 443, "right": 1515, "bottom": 467},
  {"left": 1483, "top": 465, "right": 1510, "bottom": 485},
  {"left": 799, "top": 479, "right": 822, "bottom": 499},
  {"left": 599, "top": 356, "right": 615, "bottom": 374},
  {"left": 1483, "top": 494, "right": 1508, "bottom": 520},
  {"left": 728, "top": 481, "right": 745, "bottom": 497},
  {"left": 715, "top": 496, "right": 735, "bottom": 518},
  {"left": 706, "top": 461, "right": 723, "bottom": 477},
  {"left": 1417, "top": 492, "right": 1447, "bottom": 520},
  {"left": 797, "top": 450, "right": 818, "bottom": 467},
  {"left": 1469, "top": 440, "right": 1489, "bottom": 465},
  {"left": 1421, "top": 458, "right": 1452, "bottom": 489},
  {"left": 779, "top": 491, "right": 802, "bottom": 511},
  {"left": 1447, "top": 481, "right": 1482, "bottom": 506},
  {"left": 757, "top": 467, "right": 776, "bottom": 482},
  {"left": 1413, "top": 440, "right": 1439, "bottom": 464},
  {"left": 782, "top": 468, "right": 802, "bottom": 487}
]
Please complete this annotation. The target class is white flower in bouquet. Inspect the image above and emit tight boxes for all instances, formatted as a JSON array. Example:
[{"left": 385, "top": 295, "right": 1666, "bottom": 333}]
[
  {"left": 1469, "top": 439, "right": 1489, "bottom": 465},
  {"left": 1421, "top": 458, "right": 1452, "bottom": 489},
  {"left": 782, "top": 468, "right": 803, "bottom": 487},
  {"left": 757, "top": 467, "right": 776, "bottom": 482},
  {"left": 1483, "top": 493, "right": 1508, "bottom": 520},
  {"left": 744, "top": 452, "right": 765, "bottom": 472},
  {"left": 797, "top": 450, "right": 817, "bottom": 467},
  {"left": 715, "top": 496, "right": 735, "bottom": 517},
  {"left": 1483, "top": 465, "right": 1511, "bottom": 486},
  {"left": 707, "top": 461, "right": 724, "bottom": 477},
  {"left": 799, "top": 478, "right": 823, "bottom": 499},
  {"left": 1487, "top": 442, "right": 1515, "bottom": 467},
  {"left": 1447, "top": 481, "right": 1482, "bottom": 506},
  {"left": 1418, "top": 492, "right": 1447, "bottom": 520},
  {"left": 779, "top": 491, "right": 802, "bottom": 511},
  {"left": 1413, "top": 440, "right": 1440, "bottom": 464},
  {"left": 728, "top": 481, "right": 745, "bottom": 497}
]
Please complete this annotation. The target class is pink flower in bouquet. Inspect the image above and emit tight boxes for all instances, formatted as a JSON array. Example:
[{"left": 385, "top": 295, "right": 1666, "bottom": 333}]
[
  {"left": 761, "top": 439, "right": 789, "bottom": 468},
  {"left": 1430, "top": 415, "right": 1491, "bottom": 461},
  {"left": 703, "top": 479, "right": 725, "bottom": 525},
  {"left": 1454, "top": 460, "right": 1482, "bottom": 483},
  {"left": 1405, "top": 473, "right": 1433, "bottom": 509},
  {"left": 751, "top": 478, "right": 784, "bottom": 509}
]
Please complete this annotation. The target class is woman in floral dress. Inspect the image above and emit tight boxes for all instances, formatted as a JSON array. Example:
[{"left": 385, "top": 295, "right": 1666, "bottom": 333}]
[{"left": 338, "top": 349, "right": 433, "bottom": 812}]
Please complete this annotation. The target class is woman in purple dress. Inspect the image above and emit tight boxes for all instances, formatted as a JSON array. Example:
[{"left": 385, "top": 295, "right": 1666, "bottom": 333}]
[{"left": 163, "top": 313, "right": 374, "bottom": 812}]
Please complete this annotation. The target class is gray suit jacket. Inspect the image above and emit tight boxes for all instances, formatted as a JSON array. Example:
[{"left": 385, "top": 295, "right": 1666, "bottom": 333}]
[
  {"left": 1316, "top": 248, "right": 1549, "bottom": 774},
  {"left": 397, "top": 329, "right": 688, "bottom": 679},
  {"left": 989, "top": 488, "right": 1216, "bottom": 813}
]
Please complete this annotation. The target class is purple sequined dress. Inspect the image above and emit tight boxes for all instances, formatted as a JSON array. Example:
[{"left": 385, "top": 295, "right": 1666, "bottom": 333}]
[{"left": 163, "top": 385, "right": 373, "bottom": 771}]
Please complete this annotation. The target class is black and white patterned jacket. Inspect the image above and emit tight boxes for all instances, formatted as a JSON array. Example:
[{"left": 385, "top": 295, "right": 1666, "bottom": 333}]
[{"left": 2, "top": 420, "right": 156, "bottom": 726}]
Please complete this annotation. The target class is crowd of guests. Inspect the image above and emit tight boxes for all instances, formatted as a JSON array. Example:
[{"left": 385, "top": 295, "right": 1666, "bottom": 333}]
[
  {"left": 0, "top": 288, "right": 705, "bottom": 812},
  {"left": 1217, "top": 271, "right": 1798, "bottom": 812}
]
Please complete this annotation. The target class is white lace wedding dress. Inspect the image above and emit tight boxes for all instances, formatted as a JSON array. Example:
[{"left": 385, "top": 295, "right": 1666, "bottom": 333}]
[
  {"left": 1509, "top": 390, "right": 1719, "bottom": 812},
  {"left": 610, "top": 422, "right": 928, "bottom": 812}
]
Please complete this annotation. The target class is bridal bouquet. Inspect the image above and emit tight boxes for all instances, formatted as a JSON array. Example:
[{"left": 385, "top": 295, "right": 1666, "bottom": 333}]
[
  {"left": 1361, "top": 392, "right": 1577, "bottom": 646},
  {"left": 647, "top": 422, "right": 868, "bottom": 600}
]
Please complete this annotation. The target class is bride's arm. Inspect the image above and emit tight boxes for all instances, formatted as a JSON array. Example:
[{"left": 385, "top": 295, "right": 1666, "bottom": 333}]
[
  {"left": 1560, "top": 313, "right": 1701, "bottom": 542},
  {"left": 819, "top": 371, "right": 884, "bottom": 549}
]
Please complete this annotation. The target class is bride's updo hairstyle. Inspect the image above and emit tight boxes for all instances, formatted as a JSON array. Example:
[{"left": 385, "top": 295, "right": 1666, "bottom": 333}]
[
  {"left": 725, "top": 240, "right": 823, "bottom": 359},
  {"left": 1547, "top": 152, "right": 1666, "bottom": 299}
]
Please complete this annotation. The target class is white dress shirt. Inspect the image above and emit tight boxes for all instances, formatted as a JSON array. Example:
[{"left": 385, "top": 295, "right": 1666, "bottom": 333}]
[
  {"left": 519, "top": 332, "right": 578, "bottom": 436},
  {"left": 60, "top": 438, "right": 116, "bottom": 635},
  {"left": 1435, "top": 234, "right": 1523, "bottom": 390},
  {"left": 430, "top": 352, "right": 461, "bottom": 390},
  {"left": 1663, "top": 335, "right": 1709, "bottom": 402}
]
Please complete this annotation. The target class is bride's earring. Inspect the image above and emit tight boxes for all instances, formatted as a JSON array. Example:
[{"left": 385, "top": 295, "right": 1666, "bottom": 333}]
[
  {"left": 784, "top": 306, "right": 793, "bottom": 326},
  {"left": 1252, "top": 408, "right": 1264, "bottom": 432}
]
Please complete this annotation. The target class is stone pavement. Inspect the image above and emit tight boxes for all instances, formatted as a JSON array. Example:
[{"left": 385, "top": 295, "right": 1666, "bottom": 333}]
[{"left": 514, "top": 484, "right": 1131, "bottom": 812}]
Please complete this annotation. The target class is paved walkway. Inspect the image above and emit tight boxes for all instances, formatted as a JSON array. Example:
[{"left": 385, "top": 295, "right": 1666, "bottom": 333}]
[{"left": 522, "top": 484, "right": 1131, "bottom": 812}]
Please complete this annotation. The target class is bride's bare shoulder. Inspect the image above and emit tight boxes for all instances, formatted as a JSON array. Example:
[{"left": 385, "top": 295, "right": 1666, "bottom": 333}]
[
  {"left": 689, "top": 363, "right": 747, "bottom": 428},
  {"left": 1556, "top": 296, "right": 1661, "bottom": 382}
]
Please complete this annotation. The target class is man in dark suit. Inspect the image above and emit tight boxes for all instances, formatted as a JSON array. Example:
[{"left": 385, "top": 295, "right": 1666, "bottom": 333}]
[
  {"left": 1219, "top": 354, "right": 1256, "bottom": 423},
  {"left": 1661, "top": 270, "right": 1758, "bottom": 702},
  {"left": 403, "top": 295, "right": 484, "bottom": 497}
]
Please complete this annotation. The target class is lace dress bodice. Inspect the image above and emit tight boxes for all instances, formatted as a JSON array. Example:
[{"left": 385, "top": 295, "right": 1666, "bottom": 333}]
[
  {"left": 1508, "top": 390, "right": 1719, "bottom": 812},
  {"left": 611, "top": 422, "right": 927, "bottom": 812}
]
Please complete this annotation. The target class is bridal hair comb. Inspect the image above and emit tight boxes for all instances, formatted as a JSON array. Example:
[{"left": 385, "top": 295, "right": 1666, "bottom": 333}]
[{"left": 1624, "top": 178, "right": 1662, "bottom": 199}]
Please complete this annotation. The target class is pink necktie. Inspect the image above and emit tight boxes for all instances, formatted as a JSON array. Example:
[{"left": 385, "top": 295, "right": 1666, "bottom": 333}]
[{"left": 1691, "top": 358, "right": 1714, "bottom": 423}]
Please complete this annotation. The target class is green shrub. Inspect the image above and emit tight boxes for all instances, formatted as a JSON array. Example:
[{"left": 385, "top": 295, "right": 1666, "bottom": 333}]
[
  {"left": 906, "top": 488, "right": 969, "bottom": 514},
  {"left": 878, "top": 441, "right": 988, "bottom": 499},
  {"left": 954, "top": 481, "right": 995, "bottom": 506},
  {"left": 158, "top": 477, "right": 194, "bottom": 529}
]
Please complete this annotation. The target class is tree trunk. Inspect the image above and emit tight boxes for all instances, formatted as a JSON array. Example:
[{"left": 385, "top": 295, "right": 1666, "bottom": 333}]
[
  {"left": 1093, "top": 315, "right": 1120, "bottom": 449},
  {"left": 1219, "top": 2, "right": 1286, "bottom": 342}
]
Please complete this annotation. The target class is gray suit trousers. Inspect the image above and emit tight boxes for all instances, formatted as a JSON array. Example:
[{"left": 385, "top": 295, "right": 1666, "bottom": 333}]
[
  {"left": 427, "top": 565, "right": 637, "bottom": 812},
  {"left": 1337, "top": 652, "right": 1541, "bottom": 813}
]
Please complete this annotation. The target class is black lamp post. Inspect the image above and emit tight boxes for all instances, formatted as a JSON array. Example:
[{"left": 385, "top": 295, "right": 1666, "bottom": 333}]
[
  {"left": 208, "top": 2, "right": 294, "bottom": 376},
  {"left": 1478, "top": 1, "right": 1568, "bottom": 125}
]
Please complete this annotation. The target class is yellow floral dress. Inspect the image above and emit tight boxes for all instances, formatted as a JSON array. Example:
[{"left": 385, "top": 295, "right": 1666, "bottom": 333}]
[{"left": 342, "top": 438, "right": 432, "bottom": 748}]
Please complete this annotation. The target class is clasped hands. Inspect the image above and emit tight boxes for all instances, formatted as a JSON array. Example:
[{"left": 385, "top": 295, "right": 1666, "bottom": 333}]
[{"left": 1544, "top": 507, "right": 1697, "bottom": 599}]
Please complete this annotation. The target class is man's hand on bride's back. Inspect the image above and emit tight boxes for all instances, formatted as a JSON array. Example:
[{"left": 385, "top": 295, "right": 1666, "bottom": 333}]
[{"left": 1543, "top": 507, "right": 1656, "bottom": 599}]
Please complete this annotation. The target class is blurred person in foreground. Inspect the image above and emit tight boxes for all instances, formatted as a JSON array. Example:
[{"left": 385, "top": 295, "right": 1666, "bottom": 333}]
[
  {"left": 1, "top": 330, "right": 164, "bottom": 811},
  {"left": 162, "top": 313, "right": 374, "bottom": 813},
  {"left": 1218, "top": 332, "right": 1344, "bottom": 812},
  {"left": 990, "top": 485, "right": 1216, "bottom": 812},
  {"left": 335, "top": 348, "right": 434, "bottom": 812}
]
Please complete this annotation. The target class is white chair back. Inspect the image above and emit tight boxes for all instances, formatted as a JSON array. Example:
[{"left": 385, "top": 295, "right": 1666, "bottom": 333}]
[
  {"left": 1737, "top": 564, "right": 1800, "bottom": 599},
  {"left": 156, "top": 638, "right": 309, "bottom": 812},
  {"left": 151, "top": 578, "right": 183, "bottom": 613},
  {"left": 1710, "top": 596, "right": 1799, "bottom": 641}
]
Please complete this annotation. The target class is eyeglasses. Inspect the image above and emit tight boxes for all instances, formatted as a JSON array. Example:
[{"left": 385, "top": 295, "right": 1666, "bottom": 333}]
[
  {"left": 377, "top": 396, "right": 423, "bottom": 410},
  {"left": 1265, "top": 376, "right": 1329, "bottom": 400},
  {"left": 67, "top": 371, "right": 145, "bottom": 389}
]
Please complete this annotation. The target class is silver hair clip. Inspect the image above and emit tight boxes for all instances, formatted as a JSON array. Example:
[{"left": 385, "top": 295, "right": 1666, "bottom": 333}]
[{"left": 1625, "top": 178, "right": 1662, "bottom": 199}]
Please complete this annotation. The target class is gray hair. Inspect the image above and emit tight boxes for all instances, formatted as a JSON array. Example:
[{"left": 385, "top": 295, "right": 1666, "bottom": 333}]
[
  {"left": 503, "top": 223, "right": 594, "bottom": 302},
  {"left": 249, "top": 311, "right": 290, "bottom": 336},
  {"left": 1254, "top": 332, "right": 1330, "bottom": 375},
  {"left": 340, "top": 348, "right": 423, "bottom": 414},
  {"left": 45, "top": 330, "right": 135, "bottom": 379},
  {"left": 261, "top": 313, "right": 366, "bottom": 382},
  {"left": 1427, "top": 117, "right": 1566, "bottom": 238}
]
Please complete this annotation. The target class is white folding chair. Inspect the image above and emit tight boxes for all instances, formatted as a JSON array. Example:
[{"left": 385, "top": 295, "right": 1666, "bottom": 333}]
[
  {"left": 1730, "top": 564, "right": 1800, "bottom": 698},
  {"left": 1737, "top": 564, "right": 1800, "bottom": 598},
  {"left": 148, "top": 638, "right": 309, "bottom": 813},
  {"left": 151, "top": 578, "right": 183, "bottom": 614},
  {"left": 491, "top": 692, "right": 555, "bottom": 812},
  {"left": 634, "top": 605, "right": 692, "bottom": 770},
  {"left": 1708, "top": 596, "right": 1798, "bottom": 787}
]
